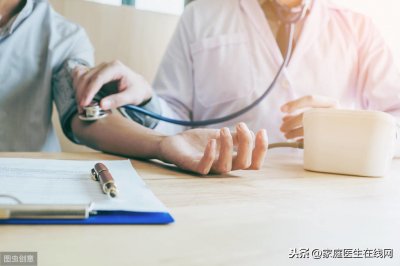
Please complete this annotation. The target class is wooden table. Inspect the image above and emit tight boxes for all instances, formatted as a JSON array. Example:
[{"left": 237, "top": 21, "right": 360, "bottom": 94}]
[{"left": 0, "top": 152, "right": 399, "bottom": 266}]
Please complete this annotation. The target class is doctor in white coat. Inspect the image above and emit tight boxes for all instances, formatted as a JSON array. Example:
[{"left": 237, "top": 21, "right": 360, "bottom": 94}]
[{"left": 75, "top": 0, "right": 400, "bottom": 151}]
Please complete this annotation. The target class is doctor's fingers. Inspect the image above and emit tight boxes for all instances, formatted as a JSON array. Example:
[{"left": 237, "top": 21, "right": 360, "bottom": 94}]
[
  {"left": 280, "top": 113, "right": 303, "bottom": 134},
  {"left": 74, "top": 62, "right": 108, "bottom": 107},
  {"left": 281, "top": 95, "right": 339, "bottom": 113},
  {"left": 247, "top": 129, "right": 268, "bottom": 170},
  {"left": 210, "top": 128, "right": 233, "bottom": 174},
  {"left": 100, "top": 87, "right": 138, "bottom": 110},
  {"left": 72, "top": 65, "right": 88, "bottom": 86},
  {"left": 79, "top": 61, "right": 128, "bottom": 108},
  {"left": 232, "top": 123, "right": 253, "bottom": 170},
  {"left": 284, "top": 127, "right": 304, "bottom": 140}
]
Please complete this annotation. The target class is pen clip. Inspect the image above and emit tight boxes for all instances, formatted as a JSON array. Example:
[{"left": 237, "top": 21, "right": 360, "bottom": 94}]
[{"left": 91, "top": 168, "right": 99, "bottom": 181}]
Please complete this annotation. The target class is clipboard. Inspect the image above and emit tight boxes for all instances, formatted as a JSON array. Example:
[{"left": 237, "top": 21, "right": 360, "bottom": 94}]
[
  {"left": 0, "top": 202, "right": 174, "bottom": 225},
  {"left": 0, "top": 159, "right": 175, "bottom": 225},
  {"left": 0, "top": 212, "right": 174, "bottom": 225}
]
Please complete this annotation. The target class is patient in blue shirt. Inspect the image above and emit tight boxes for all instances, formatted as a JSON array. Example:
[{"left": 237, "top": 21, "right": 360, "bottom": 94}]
[
  {"left": 0, "top": 0, "right": 268, "bottom": 175},
  {"left": 0, "top": 0, "right": 93, "bottom": 151}
]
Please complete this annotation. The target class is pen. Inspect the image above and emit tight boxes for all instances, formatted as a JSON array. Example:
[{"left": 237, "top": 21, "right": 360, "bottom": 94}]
[{"left": 91, "top": 163, "right": 118, "bottom": 198}]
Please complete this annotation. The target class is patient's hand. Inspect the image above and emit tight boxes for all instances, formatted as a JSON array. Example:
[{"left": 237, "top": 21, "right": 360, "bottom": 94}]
[
  {"left": 280, "top": 95, "right": 339, "bottom": 140},
  {"left": 159, "top": 123, "right": 268, "bottom": 175}
]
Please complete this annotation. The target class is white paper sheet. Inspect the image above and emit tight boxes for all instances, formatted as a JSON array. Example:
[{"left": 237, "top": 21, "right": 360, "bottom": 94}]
[{"left": 0, "top": 158, "right": 167, "bottom": 213}]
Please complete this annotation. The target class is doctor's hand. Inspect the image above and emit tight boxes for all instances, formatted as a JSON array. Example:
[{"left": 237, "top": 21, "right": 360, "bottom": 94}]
[
  {"left": 159, "top": 123, "right": 268, "bottom": 175},
  {"left": 280, "top": 95, "right": 339, "bottom": 140},
  {"left": 73, "top": 60, "right": 152, "bottom": 111}
]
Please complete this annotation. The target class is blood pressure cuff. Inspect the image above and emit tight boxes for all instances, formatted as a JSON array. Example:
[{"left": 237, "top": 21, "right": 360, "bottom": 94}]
[
  {"left": 52, "top": 59, "right": 88, "bottom": 144},
  {"left": 52, "top": 59, "right": 161, "bottom": 144}
]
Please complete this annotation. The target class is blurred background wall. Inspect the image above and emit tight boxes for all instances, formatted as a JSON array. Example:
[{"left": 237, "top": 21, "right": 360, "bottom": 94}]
[
  {"left": 332, "top": 0, "right": 400, "bottom": 68},
  {"left": 50, "top": 0, "right": 180, "bottom": 82}
]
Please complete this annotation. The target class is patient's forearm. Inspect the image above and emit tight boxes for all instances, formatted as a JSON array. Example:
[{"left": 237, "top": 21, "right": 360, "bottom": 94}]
[{"left": 70, "top": 113, "right": 164, "bottom": 159}]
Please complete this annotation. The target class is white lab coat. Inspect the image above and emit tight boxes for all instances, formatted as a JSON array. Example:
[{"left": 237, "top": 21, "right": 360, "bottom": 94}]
[{"left": 153, "top": 0, "right": 400, "bottom": 150}]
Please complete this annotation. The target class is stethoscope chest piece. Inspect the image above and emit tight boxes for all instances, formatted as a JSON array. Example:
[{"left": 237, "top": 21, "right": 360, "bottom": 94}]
[{"left": 79, "top": 101, "right": 110, "bottom": 121}]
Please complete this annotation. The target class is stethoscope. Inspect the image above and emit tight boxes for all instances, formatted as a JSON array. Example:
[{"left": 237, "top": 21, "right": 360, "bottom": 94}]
[{"left": 80, "top": 0, "right": 311, "bottom": 127}]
